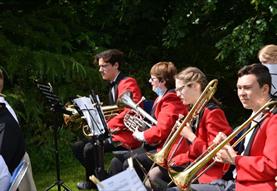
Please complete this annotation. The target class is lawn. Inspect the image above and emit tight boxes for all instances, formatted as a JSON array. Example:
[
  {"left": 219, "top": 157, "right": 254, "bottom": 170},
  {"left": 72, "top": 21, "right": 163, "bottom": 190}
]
[{"left": 33, "top": 153, "right": 113, "bottom": 191}]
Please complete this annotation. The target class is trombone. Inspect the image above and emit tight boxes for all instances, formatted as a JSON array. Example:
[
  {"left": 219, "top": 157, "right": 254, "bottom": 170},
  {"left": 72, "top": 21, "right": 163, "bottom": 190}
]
[
  {"left": 146, "top": 79, "right": 218, "bottom": 168},
  {"left": 168, "top": 100, "right": 277, "bottom": 191}
]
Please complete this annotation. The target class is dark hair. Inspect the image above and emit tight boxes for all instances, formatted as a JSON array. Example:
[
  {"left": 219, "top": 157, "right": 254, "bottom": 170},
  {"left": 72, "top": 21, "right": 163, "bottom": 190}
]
[
  {"left": 94, "top": 49, "right": 124, "bottom": 69},
  {"left": 0, "top": 68, "right": 3, "bottom": 79},
  {"left": 150, "top": 61, "right": 177, "bottom": 89},
  {"left": 238, "top": 63, "right": 271, "bottom": 92}
]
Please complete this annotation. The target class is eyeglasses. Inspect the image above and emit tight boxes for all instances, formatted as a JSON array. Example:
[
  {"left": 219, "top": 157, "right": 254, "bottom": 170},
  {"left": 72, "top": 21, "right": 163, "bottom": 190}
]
[
  {"left": 175, "top": 85, "right": 186, "bottom": 93},
  {"left": 175, "top": 83, "right": 193, "bottom": 93},
  {"left": 149, "top": 77, "right": 159, "bottom": 82},
  {"left": 98, "top": 64, "right": 111, "bottom": 69}
]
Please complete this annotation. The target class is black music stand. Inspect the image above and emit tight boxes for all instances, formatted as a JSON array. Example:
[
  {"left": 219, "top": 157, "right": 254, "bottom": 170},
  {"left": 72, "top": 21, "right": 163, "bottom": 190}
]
[
  {"left": 89, "top": 90, "right": 109, "bottom": 180},
  {"left": 35, "top": 81, "right": 72, "bottom": 191}
]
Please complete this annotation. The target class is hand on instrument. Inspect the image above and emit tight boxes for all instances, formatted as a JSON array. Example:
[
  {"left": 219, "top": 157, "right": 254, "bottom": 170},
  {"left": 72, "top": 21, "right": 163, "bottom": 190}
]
[
  {"left": 213, "top": 132, "right": 227, "bottom": 145},
  {"left": 180, "top": 122, "right": 196, "bottom": 143},
  {"left": 214, "top": 145, "right": 237, "bottom": 165},
  {"left": 275, "top": 176, "right": 277, "bottom": 188},
  {"left": 109, "top": 127, "right": 121, "bottom": 134},
  {"left": 132, "top": 128, "right": 145, "bottom": 142}
]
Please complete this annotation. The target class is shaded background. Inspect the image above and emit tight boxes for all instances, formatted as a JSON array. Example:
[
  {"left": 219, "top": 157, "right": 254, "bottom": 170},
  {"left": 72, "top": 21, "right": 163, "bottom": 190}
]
[{"left": 0, "top": 0, "right": 276, "bottom": 172}]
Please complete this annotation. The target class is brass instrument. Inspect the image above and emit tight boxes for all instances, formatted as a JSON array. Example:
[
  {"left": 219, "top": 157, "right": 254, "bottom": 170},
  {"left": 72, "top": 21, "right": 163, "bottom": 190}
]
[
  {"left": 102, "top": 105, "right": 124, "bottom": 119},
  {"left": 169, "top": 100, "right": 277, "bottom": 191},
  {"left": 117, "top": 90, "right": 157, "bottom": 132},
  {"left": 146, "top": 79, "right": 218, "bottom": 168},
  {"left": 64, "top": 104, "right": 122, "bottom": 136},
  {"left": 65, "top": 104, "right": 122, "bottom": 120}
]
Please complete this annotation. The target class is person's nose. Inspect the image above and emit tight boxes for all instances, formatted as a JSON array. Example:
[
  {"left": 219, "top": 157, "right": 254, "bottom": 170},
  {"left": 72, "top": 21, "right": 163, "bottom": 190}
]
[{"left": 238, "top": 88, "right": 246, "bottom": 97}]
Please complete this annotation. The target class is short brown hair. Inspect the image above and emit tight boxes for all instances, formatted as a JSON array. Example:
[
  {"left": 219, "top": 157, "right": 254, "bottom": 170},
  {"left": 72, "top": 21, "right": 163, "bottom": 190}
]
[
  {"left": 238, "top": 63, "right": 271, "bottom": 93},
  {"left": 150, "top": 61, "right": 177, "bottom": 89},
  {"left": 94, "top": 49, "right": 125, "bottom": 69}
]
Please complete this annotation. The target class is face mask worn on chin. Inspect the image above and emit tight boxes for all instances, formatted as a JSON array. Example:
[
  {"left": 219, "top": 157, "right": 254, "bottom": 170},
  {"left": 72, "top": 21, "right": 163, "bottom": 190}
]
[{"left": 153, "top": 87, "right": 166, "bottom": 96}]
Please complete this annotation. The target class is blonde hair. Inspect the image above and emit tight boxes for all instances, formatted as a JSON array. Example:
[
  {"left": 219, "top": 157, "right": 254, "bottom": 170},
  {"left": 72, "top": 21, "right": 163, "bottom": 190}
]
[
  {"left": 258, "top": 44, "right": 277, "bottom": 63},
  {"left": 175, "top": 67, "right": 208, "bottom": 91}
]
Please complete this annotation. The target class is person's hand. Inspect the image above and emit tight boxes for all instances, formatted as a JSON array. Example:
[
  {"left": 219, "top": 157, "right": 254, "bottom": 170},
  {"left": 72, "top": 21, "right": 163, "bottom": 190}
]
[
  {"left": 132, "top": 128, "right": 145, "bottom": 142},
  {"left": 213, "top": 132, "right": 227, "bottom": 145},
  {"left": 180, "top": 122, "right": 196, "bottom": 142},
  {"left": 275, "top": 176, "right": 277, "bottom": 188},
  {"left": 214, "top": 144, "right": 237, "bottom": 165}
]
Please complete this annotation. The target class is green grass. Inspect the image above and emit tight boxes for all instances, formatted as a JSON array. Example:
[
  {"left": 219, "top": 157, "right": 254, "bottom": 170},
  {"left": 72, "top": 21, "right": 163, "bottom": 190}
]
[{"left": 33, "top": 153, "right": 113, "bottom": 191}]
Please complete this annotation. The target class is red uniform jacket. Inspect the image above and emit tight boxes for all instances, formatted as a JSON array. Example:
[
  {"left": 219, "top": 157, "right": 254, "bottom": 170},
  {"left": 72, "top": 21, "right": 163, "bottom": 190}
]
[
  {"left": 143, "top": 91, "right": 188, "bottom": 150},
  {"left": 170, "top": 104, "right": 232, "bottom": 183},
  {"left": 235, "top": 112, "right": 277, "bottom": 191},
  {"left": 107, "top": 76, "right": 142, "bottom": 149}
]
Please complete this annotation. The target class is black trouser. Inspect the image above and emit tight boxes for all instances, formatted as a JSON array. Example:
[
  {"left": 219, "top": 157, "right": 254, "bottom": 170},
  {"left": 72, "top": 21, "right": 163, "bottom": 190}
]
[
  {"left": 72, "top": 137, "right": 126, "bottom": 181},
  {"left": 109, "top": 147, "right": 156, "bottom": 180}
]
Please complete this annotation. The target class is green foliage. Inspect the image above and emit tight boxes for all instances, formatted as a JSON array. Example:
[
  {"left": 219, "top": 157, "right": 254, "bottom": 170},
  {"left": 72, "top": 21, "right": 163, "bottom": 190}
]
[
  {"left": 215, "top": 17, "right": 267, "bottom": 66},
  {"left": 0, "top": 0, "right": 276, "bottom": 172}
]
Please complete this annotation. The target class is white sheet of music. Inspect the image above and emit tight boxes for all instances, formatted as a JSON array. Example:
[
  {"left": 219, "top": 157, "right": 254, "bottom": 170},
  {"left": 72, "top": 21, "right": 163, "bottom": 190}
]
[
  {"left": 73, "top": 97, "right": 105, "bottom": 135},
  {"left": 96, "top": 168, "right": 147, "bottom": 191}
]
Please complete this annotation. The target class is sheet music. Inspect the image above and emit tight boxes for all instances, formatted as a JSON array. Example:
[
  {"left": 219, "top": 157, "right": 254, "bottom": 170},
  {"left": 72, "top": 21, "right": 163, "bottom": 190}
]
[
  {"left": 97, "top": 168, "right": 147, "bottom": 191},
  {"left": 73, "top": 97, "right": 105, "bottom": 136}
]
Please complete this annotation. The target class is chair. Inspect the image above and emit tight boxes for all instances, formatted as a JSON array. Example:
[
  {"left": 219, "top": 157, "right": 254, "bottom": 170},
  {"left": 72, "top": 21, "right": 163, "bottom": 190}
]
[
  {"left": 8, "top": 160, "right": 29, "bottom": 191},
  {"left": 18, "top": 152, "right": 37, "bottom": 191}
]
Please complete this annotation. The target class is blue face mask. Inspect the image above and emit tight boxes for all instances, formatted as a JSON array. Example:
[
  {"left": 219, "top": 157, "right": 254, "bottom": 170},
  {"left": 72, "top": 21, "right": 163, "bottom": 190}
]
[{"left": 153, "top": 87, "right": 166, "bottom": 96}]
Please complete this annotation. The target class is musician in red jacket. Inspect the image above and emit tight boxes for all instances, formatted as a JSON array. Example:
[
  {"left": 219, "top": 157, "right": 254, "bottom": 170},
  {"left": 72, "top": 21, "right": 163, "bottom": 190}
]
[
  {"left": 146, "top": 67, "right": 232, "bottom": 191},
  {"left": 186, "top": 63, "right": 277, "bottom": 191},
  {"left": 109, "top": 61, "right": 188, "bottom": 179},
  {"left": 97, "top": 50, "right": 143, "bottom": 149},
  {"left": 72, "top": 49, "right": 142, "bottom": 190}
]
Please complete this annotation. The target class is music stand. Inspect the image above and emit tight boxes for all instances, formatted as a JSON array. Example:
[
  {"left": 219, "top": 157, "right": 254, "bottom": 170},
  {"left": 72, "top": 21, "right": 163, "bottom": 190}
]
[
  {"left": 72, "top": 90, "right": 109, "bottom": 180},
  {"left": 35, "top": 81, "right": 72, "bottom": 191}
]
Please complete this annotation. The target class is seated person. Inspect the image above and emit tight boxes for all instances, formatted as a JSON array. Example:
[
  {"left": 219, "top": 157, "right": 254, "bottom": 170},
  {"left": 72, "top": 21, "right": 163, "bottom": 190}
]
[
  {"left": 72, "top": 49, "right": 143, "bottom": 190},
  {"left": 109, "top": 61, "right": 188, "bottom": 180},
  {"left": 0, "top": 67, "right": 25, "bottom": 173},
  {"left": 146, "top": 67, "right": 232, "bottom": 191},
  {"left": 182, "top": 64, "right": 277, "bottom": 191},
  {"left": 0, "top": 154, "right": 10, "bottom": 191}
]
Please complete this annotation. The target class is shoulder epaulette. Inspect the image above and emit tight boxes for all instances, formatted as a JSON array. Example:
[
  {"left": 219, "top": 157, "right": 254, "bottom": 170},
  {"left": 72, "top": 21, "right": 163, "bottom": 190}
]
[{"left": 206, "top": 102, "right": 219, "bottom": 110}]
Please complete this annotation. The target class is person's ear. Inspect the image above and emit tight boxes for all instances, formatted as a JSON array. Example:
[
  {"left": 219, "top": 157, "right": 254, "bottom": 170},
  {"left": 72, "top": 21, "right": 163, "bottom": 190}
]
[
  {"left": 114, "top": 62, "right": 119, "bottom": 70},
  {"left": 262, "top": 84, "right": 270, "bottom": 96},
  {"left": 159, "top": 79, "right": 166, "bottom": 86}
]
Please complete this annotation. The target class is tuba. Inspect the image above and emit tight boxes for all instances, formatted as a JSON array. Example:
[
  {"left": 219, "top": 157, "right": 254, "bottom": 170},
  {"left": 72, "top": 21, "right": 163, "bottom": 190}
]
[
  {"left": 169, "top": 100, "right": 277, "bottom": 190},
  {"left": 117, "top": 90, "right": 157, "bottom": 132},
  {"left": 146, "top": 79, "right": 218, "bottom": 168}
]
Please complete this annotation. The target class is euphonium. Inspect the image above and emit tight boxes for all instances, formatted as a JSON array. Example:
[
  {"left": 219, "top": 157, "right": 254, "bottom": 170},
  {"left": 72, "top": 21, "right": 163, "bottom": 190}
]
[
  {"left": 169, "top": 100, "right": 277, "bottom": 191},
  {"left": 147, "top": 79, "right": 218, "bottom": 168},
  {"left": 117, "top": 90, "right": 157, "bottom": 132}
]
